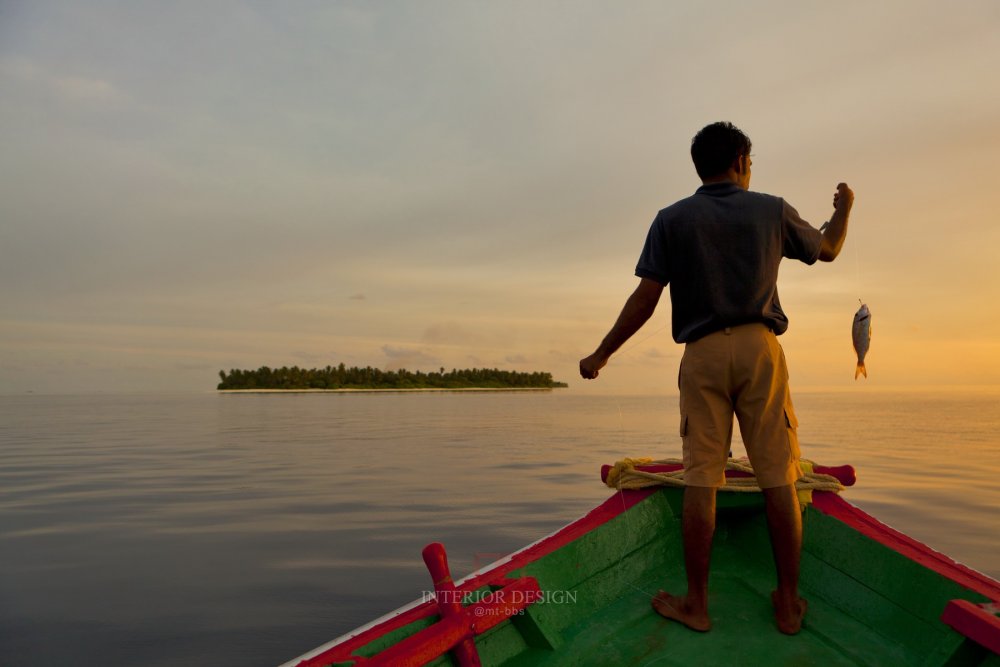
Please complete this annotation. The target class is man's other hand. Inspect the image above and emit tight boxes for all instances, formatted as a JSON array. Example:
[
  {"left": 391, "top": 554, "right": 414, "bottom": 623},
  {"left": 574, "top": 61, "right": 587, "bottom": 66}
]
[
  {"left": 833, "top": 183, "right": 854, "bottom": 212},
  {"left": 579, "top": 353, "right": 608, "bottom": 380}
]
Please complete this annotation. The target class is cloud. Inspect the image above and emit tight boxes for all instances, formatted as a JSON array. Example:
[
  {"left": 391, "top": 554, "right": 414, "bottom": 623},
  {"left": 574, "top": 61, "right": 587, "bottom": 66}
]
[
  {"left": 421, "top": 321, "right": 510, "bottom": 349},
  {"left": 290, "top": 350, "right": 327, "bottom": 365},
  {"left": 3, "top": 4, "right": 1000, "bottom": 393},
  {"left": 1, "top": 56, "right": 129, "bottom": 106},
  {"left": 422, "top": 321, "right": 480, "bottom": 345},
  {"left": 53, "top": 74, "right": 123, "bottom": 103},
  {"left": 380, "top": 345, "right": 441, "bottom": 371}
]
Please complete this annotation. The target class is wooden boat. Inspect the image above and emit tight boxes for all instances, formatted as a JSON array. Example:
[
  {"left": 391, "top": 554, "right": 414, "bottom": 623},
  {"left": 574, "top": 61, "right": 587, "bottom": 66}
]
[{"left": 281, "top": 461, "right": 1000, "bottom": 666}]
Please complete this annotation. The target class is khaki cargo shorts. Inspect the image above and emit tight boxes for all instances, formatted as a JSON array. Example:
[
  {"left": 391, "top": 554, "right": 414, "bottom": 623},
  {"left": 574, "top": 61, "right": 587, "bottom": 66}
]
[{"left": 678, "top": 323, "right": 803, "bottom": 489}]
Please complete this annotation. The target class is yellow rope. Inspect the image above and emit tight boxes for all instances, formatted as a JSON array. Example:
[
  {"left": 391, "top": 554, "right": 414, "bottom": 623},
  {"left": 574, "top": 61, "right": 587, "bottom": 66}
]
[{"left": 605, "top": 457, "right": 844, "bottom": 504}]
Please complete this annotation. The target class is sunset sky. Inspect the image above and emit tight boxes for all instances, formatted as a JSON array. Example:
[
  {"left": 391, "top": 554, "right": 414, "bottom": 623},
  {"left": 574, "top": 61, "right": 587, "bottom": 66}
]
[{"left": 2, "top": 1, "right": 999, "bottom": 394}]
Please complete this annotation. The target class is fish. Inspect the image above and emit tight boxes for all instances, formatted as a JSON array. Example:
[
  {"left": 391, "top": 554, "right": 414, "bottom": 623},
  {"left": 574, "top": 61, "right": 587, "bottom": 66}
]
[{"left": 852, "top": 302, "right": 871, "bottom": 379}]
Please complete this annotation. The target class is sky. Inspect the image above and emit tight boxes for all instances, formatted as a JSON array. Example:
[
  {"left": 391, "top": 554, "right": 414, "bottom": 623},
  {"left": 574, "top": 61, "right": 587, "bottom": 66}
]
[{"left": 2, "top": 1, "right": 999, "bottom": 395}]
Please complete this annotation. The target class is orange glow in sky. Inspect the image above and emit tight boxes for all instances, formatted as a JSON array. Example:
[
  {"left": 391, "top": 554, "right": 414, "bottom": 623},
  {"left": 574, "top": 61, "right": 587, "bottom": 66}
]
[{"left": 2, "top": 2, "right": 999, "bottom": 393}]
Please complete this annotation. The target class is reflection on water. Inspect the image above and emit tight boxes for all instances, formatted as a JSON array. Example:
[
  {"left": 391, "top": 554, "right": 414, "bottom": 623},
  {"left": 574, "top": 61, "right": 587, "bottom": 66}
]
[{"left": 0, "top": 389, "right": 997, "bottom": 666}]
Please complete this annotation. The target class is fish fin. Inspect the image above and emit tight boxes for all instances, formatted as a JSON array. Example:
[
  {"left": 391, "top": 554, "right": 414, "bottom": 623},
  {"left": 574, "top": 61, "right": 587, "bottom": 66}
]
[{"left": 855, "top": 363, "right": 867, "bottom": 380}]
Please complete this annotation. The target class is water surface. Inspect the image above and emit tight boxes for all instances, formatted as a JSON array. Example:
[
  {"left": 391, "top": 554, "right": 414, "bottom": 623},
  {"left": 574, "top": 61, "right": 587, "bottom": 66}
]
[{"left": 1, "top": 390, "right": 997, "bottom": 665}]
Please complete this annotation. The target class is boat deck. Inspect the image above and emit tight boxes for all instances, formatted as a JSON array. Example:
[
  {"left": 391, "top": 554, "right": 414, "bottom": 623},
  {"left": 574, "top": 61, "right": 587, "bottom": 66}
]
[
  {"left": 468, "top": 490, "right": 995, "bottom": 666},
  {"left": 299, "top": 487, "right": 1000, "bottom": 667},
  {"left": 502, "top": 571, "right": 917, "bottom": 666}
]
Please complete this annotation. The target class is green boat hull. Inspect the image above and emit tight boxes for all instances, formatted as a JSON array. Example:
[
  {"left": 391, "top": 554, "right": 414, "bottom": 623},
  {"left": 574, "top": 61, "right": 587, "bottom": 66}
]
[{"left": 287, "top": 487, "right": 1000, "bottom": 666}]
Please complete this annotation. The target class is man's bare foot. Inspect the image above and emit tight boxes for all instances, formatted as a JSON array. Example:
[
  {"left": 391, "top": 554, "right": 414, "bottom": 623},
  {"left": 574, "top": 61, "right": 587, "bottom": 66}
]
[
  {"left": 651, "top": 590, "right": 711, "bottom": 632},
  {"left": 771, "top": 590, "right": 808, "bottom": 635}
]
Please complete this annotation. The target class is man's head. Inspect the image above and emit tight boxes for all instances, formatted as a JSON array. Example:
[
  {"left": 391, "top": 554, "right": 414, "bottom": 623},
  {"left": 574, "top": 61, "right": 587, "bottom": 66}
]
[{"left": 691, "top": 122, "right": 752, "bottom": 189}]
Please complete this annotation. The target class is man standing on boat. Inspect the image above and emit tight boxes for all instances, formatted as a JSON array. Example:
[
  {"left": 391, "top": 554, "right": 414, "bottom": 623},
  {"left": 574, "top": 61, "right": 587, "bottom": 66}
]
[{"left": 579, "top": 121, "right": 854, "bottom": 635}]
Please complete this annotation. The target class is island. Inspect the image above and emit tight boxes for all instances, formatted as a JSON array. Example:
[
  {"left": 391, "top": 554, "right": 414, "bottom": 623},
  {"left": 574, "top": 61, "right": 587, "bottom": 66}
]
[{"left": 217, "top": 365, "right": 568, "bottom": 392}]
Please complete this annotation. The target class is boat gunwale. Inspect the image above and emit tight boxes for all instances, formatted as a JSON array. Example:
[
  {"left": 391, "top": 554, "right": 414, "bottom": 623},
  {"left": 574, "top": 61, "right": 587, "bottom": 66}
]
[
  {"left": 811, "top": 493, "right": 1000, "bottom": 601},
  {"left": 281, "top": 486, "right": 659, "bottom": 667},
  {"left": 284, "top": 483, "right": 1000, "bottom": 666}
]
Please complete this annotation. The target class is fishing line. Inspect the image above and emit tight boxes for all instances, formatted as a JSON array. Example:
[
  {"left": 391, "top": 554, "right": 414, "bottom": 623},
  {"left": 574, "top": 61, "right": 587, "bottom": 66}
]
[
  {"left": 851, "top": 209, "right": 864, "bottom": 302},
  {"left": 612, "top": 322, "right": 671, "bottom": 361},
  {"left": 824, "top": 215, "right": 865, "bottom": 306},
  {"left": 855, "top": 236, "right": 863, "bottom": 302}
]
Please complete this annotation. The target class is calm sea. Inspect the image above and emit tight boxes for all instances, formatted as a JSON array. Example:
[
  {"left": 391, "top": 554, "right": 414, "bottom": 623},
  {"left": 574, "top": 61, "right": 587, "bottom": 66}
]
[{"left": 1, "top": 389, "right": 998, "bottom": 666}]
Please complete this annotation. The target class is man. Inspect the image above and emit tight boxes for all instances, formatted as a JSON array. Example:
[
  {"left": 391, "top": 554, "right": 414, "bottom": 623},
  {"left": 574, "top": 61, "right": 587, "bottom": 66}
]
[{"left": 579, "top": 121, "right": 853, "bottom": 635}]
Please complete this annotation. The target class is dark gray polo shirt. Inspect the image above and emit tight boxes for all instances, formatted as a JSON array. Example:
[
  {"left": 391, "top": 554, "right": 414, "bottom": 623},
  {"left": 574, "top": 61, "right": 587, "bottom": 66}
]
[{"left": 635, "top": 182, "right": 823, "bottom": 343}]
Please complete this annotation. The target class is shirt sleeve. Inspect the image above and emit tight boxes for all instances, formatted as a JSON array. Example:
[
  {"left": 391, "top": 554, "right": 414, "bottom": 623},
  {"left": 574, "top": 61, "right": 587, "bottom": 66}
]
[
  {"left": 634, "top": 213, "right": 671, "bottom": 285},
  {"left": 781, "top": 199, "right": 823, "bottom": 265}
]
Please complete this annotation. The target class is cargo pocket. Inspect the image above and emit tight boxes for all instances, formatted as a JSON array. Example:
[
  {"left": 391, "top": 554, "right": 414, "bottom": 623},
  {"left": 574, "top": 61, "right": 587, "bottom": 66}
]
[
  {"left": 784, "top": 406, "right": 801, "bottom": 460},
  {"left": 679, "top": 413, "right": 692, "bottom": 471}
]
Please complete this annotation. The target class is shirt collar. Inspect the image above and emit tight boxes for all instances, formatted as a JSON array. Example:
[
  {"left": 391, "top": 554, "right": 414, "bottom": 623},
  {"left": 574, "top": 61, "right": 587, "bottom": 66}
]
[{"left": 695, "top": 182, "right": 743, "bottom": 196}]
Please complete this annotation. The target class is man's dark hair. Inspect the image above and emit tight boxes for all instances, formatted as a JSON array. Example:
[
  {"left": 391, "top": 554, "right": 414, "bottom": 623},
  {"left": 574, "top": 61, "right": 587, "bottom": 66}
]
[{"left": 690, "top": 122, "right": 752, "bottom": 180}]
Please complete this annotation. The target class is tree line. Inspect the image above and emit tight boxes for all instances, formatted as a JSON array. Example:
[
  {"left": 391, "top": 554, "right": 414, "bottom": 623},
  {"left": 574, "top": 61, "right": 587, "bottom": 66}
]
[{"left": 217, "top": 364, "right": 568, "bottom": 390}]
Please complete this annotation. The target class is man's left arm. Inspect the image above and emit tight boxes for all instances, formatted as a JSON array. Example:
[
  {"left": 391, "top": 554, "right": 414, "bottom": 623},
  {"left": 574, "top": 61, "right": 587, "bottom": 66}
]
[
  {"left": 817, "top": 183, "right": 854, "bottom": 262},
  {"left": 579, "top": 278, "right": 664, "bottom": 379}
]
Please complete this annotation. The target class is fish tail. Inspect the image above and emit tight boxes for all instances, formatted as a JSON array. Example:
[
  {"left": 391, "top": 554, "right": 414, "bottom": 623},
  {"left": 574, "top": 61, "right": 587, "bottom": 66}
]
[{"left": 855, "top": 363, "right": 867, "bottom": 380}]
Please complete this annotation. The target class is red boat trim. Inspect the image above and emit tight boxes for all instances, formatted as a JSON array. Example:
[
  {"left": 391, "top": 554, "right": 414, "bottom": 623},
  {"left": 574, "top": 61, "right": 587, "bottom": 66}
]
[
  {"left": 419, "top": 542, "right": 484, "bottom": 666},
  {"left": 289, "top": 487, "right": 658, "bottom": 667},
  {"left": 359, "top": 577, "right": 541, "bottom": 667},
  {"left": 811, "top": 492, "right": 1000, "bottom": 601},
  {"left": 940, "top": 599, "right": 1000, "bottom": 654}
]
